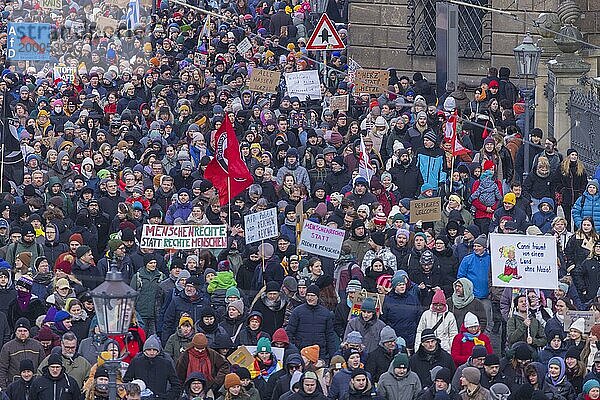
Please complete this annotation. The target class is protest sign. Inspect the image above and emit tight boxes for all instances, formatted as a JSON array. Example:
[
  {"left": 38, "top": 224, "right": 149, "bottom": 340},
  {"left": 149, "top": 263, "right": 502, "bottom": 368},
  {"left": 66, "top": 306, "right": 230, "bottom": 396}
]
[
  {"left": 53, "top": 64, "right": 77, "bottom": 83},
  {"left": 246, "top": 345, "right": 284, "bottom": 368},
  {"left": 564, "top": 310, "right": 596, "bottom": 333},
  {"left": 298, "top": 220, "right": 344, "bottom": 259},
  {"left": 40, "top": 0, "right": 62, "bottom": 9},
  {"left": 248, "top": 68, "right": 280, "bottom": 94},
  {"left": 490, "top": 233, "right": 559, "bottom": 289},
  {"left": 409, "top": 197, "right": 441, "bottom": 223},
  {"left": 227, "top": 346, "right": 254, "bottom": 369},
  {"left": 349, "top": 291, "right": 384, "bottom": 319},
  {"left": 329, "top": 94, "right": 349, "bottom": 112},
  {"left": 140, "top": 224, "right": 227, "bottom": 249},
  {"left": 285, "top": 70, "right": 322, "bottom": 100},
  {"left": 353, "top": 69, "right": 389, "bottom": 94},
  {"left": 106, "top": 0, "right": 129, "bottom": 7},
  {"left": 244, "top": 208, "right": 279, "bottom": 244},
  {"left": 236, "top": 37, "right": 252, "bottom": 54},
  {"left": 7, "top": 23, "right": 51, "bottom": 61},
  {"left": 96, "top": 16, "right": 119, "bottom": 32}
]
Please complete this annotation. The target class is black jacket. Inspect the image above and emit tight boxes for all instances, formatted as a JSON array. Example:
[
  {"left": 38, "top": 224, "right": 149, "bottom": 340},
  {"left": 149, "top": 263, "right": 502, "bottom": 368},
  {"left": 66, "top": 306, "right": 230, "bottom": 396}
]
[
  {"left": 6, "top": 377, "right": 33, "bottom": 400},
  {"left": 124, "top": 352, "right": 182, "bottom": 400},
  {"left": 29, "top": 366, "right": 80, "bottom": 400},
  {"left": 364, "top": 346, "right": 397, "bottom": 383},
  {"left": 409, "top": 344, "right": 455, "bottom": 387},
  {"left": 389, "top": 162, "right": 423, "bottom": 200}
]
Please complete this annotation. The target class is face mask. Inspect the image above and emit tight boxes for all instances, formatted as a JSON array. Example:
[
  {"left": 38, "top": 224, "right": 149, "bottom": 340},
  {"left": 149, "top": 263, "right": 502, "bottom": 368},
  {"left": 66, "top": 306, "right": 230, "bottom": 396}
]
[
  {"left": 54, "top": 107, "right": 62, "bottom": 113},
  {"left": 96, "top": 383, "right": 109, "bottom": 392}
]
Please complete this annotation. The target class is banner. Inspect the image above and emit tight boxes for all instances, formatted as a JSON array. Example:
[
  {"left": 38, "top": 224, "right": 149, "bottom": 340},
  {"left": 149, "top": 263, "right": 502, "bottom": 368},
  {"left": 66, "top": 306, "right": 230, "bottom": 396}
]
[
  {"left": 7, "top": 23, "right": 51, "bottom": 61},
  {"left": 409, "top": 197, "right": 441, "bottom": 223},
  {"left": 248, "top": 68, "right": 280, "bottom": 94},
  {"left": 96, "top": 16, "right": 119, "bottom": 32},
  {"left": 140, "top": 224, "right": 227, "bottom": 249},
  {"left": 285, "top": 70, "right": 322, "bottom": 100},
  {"left": 353, "top": 69, "right": 389, "bottom": 94},
  {"left": 244, "top": 208, "right": 279, "bottom": 244},
  {"left": 298, "top": 220, "right": 344, "bottom": 259},
  {"left": 490, "top": 233, "right": 559, "bottom": 289}
]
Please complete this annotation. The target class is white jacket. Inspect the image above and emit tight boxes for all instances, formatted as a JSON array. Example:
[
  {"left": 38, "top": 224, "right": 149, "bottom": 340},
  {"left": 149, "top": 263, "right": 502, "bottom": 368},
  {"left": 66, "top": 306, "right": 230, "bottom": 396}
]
[{"left": 415, "top": 309, "right": 459, "bottom": 352}]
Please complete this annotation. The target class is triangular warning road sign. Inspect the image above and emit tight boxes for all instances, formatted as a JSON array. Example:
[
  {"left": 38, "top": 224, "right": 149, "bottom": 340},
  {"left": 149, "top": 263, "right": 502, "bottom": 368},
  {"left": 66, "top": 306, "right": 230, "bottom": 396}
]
[{"left": 306, "top": 14, "right": 345, "bottom": 51}]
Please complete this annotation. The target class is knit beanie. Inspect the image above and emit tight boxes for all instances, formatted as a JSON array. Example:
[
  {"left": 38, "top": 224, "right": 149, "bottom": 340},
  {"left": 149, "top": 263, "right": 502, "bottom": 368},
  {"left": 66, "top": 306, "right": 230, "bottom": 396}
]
[
  {"left": 301, "top": 345, "right": 319, "bottom": 363},
  {"left": 391, "top": 270, "right": 408, "bottom": 288},
  {"left": 256, "top": 337, "right": 272, "bottom": 353},
  {"left": 489, "top": 383, "right": 511, "bottom": 400},
  {"left": 142, "top": 335, "right": 161, "bottom": 351},
  {"left": 192, "top": 333, "right": 208, "bottom": 349},
  {"left": 228, "top": 299, "right": 245, "bottom": 315},
  {"left": 392, "top": 353, "right": 409, "bottom": 369},
  {"left": 583, "top": 379, "right": 600, "bottom": 395},
  {"left": 462, "top": 366, "right": 481, "bottom": 384},
  {"left": 224, "top": 373, "right": 241, "bottom": 389}
]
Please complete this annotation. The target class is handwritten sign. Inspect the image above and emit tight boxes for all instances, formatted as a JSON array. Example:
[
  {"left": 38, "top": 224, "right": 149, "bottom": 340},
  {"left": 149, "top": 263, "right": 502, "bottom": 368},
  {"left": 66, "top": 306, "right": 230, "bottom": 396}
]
[
  {"left": 298, "top": 220, "right": 344, "bottom": 259},
  {"left": 236, "top": 37, "right": 252, "bottom": 55},
  {"left": 349, "top": 291, "right": 384, "bottom": 319},
  {"left": 409, "top": 197, "right": 441, "bottom": 223},
  {"left": 248, "top": 68, "right": 281, "bottom": 94},
  {"left": 329, "top": 94, "right": 349, "bottom": 112},
  {"left": 96, "top": 16, "right": 119, "bottom": 32},
  {"left": 53, "top": 64, "right": 77, "bottom": 83},
  {"left": 140, "top": 224, "right": 227, "bottom": 249},
  {"left": 564, "top": 310, "right": 596, "bottom": 333},
  {"left": 490, "top": 233, "right": 559, "bottom": 290},
  {"left": 227, "top": 346, "right": 254, "bottom": 369},
  {"left": 244, "top": 208, "right": 279, "bottom": 244},
  {"left": 285, "top": 70, "right": 322, "bottom": 100},
  {"left": 106, "top": 0, "right": 129, "bottom": 7},
  {"left": 40, "top": 0, "right": 62, "bottom": 9},
  {"left": 354, "top": 69, "right": 389, "bottom": 94}
]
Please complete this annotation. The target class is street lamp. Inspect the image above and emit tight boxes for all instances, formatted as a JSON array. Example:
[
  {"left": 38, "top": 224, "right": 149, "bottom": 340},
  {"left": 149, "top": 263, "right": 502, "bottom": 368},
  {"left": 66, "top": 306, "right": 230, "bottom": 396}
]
[
  {"left": 90, "top": 263, "right": 138, "bottom": 400},
  {"left": 513, "top": 32, "right": 541, "bottom": 180}
]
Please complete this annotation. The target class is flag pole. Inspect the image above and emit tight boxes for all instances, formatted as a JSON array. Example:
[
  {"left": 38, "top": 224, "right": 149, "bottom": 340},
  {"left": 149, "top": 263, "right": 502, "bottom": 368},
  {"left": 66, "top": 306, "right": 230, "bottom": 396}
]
[
  {"left": 0, "top": 88, "right": 6, "bottom": 194},
  {"left": 449, "top": 154, "right": 455, "bottom": 194},
  {"left": 227, "top": 175, "right": 231, "bottom": 228}
]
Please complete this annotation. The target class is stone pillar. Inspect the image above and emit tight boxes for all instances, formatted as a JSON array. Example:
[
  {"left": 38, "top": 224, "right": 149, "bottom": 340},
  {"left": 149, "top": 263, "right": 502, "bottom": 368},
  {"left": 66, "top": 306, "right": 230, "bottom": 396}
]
[
  {"left": 548, "top": 54, "right": 590, "bottom": 152},
  {"left": 534, "top": 12, "right": 561, "bottom": 131}
]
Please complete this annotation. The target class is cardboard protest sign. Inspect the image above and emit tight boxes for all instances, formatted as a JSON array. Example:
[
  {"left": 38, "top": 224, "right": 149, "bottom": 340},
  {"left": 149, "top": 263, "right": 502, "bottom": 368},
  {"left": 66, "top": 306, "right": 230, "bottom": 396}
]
[
  {"left": 349, "top": 291, "right": 384, "bottom": 319},
  {"left": 285, "top": 70, "right": 322, "bottom": 100},
  {"left": 246, "top": 346, "right": 284, "bottom": 369},
  {"left": 40, "top": 0, "right": 62, "bottom": 9},
  {"left": 564, "top": 310, "right": 596, "bottom": 333},
  {"left": 409, "top": 197, "right": 441, "bottom": 223},
  {"left": 353, "top": 69, "right": 389, "bottom": 94},
  {"left": 298, "top": 220, "right": 344, "bottom": 259},
  {"left": 490, "top": 233, "right": 559, "bottom": 290},
  {"left": 140, "top": 224, "right": 227, "bottom": 249},
  {"left": 227, "top": 346, "right": 254, "bottom": 369},
  {"left": 244, "top": 208, "right": 278, "bottom": 244},
  {"left": 248, "top": 68, "right": 280, "bottom": 94},
  {"left": 106, "top": 0, "right": 129, "bottom": 7},
  {"left": 96, "top": 16, "right": 119, "bottom": 32},
  {"left": 329, "top": 94, "right": 349, "bottom": 112}
]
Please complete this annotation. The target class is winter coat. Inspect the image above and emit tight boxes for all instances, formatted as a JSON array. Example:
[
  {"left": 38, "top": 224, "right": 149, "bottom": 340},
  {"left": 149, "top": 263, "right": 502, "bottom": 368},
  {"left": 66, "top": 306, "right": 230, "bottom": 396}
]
[
  {"left": 162, "top": 291, "right": 211, "bottom": 342},
  {"left": 531, "top": 197, "right": 557, "bottom": 234},
  {"left": 131, "top": 267, "right": 166, "bottom": 320},
  {"left": 554, "top": 165, "right": 588, "bottom": 207},
  {"left": 523, "top": 172, "right": 555, "bottom": 201},
  {"left": 543, "top": 375, "right": 576, "bottom": 400},
  {"left": 573, "top": 255, "right": 600, "bottom": 302},
  {"left": 362, "top": 248, "right": 397, "bottom": 275},
  {"left": 164, "top": 328, "right": 194, "bottom": 362},
  {"left": 329, "top": 368, "right": 372, "bottom": 400},
  {"left": 434, "top": 206, "right": 474, "bottom": 236},
  {"left": 286, "top": 303, "right": 337, "bottom": 360},
  {"left": 0, "top": 337, "right": 46, "bottom": 388},
  {"left": 457, "top": 252, "right": 491, "bottom": 299},
  {"left": 488, "top": 206, "right": 529, "bottom": 233},
  {"left": 381, "top": 286, "right": 422, "bottom": 348},
  {"left": 409, "top": 344, "right": 455, "bottom": 387},
  {"left": 277, "top": 162, "right": 311, "bottom": 192},
  {"left": 29, "top": 366, "right": 80, "bottom": 400},
  {"left": 446, "top": 297, "right": 487, "bottom": 334},
  {"left": 417, "top": 149, "right": 446, "bottom": 193},
  {"left": 166, "top": 200, "right": 193, "bottom": 224},
  {"left": 415, "top": 310, "right": 458, "bottom": 353},
  {"left": 37, "top": 351, "right": 91, "bottom": 388},
  {"left": 389, "top": 162, "right": 423, "bottom": 200},
  {"left": 376, "top": 363, "right": 422, "bottom": 400},
  {"left": 123, "top": 352, "right": 182, "bottom": 399},
  {"left": 416, "top": 386, "right": 461, "bottom": 400},
  {"left": 71, "top": 260, "right": 103, "bottom": 291},
  {"left": 252, "top": 294, "right": 287, "bottom": 336},
  {"left": 6, "top": 377, "right": 33, "bottom": 400},
  {"left": 572, "top": 191, "right": 600, "bottom": 231},
  {"left": 334, "top": 302, "right": 351, "bottom": 339},
  {"left": 470, "top": 178, "right": 502, "bottom": 220},
  {"left": 175, "top": 348, "right": 229, "bottom": 390},
  {"left": 506, "top": 313, "right": 547, "bottom": 349},
  {"left": 365, "top": 346, "right": 398, "bottom": 383},
  {"left": 450, "top": 326, "right": 493, "bottom": 367},
  {"left": 344, "top": 316, "right": 387, "bottom": 354},
  {"left": 458, "top": 385, "right": 489, "bottom": 400},
  {"left": 325, "top": 167, "right": 352, "bottom": 194}
]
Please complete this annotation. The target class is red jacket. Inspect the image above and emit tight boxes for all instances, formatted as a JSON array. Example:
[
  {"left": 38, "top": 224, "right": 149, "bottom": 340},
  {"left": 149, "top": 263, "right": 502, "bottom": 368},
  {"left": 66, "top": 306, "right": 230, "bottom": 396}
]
[
  {"left": 470, "top": 179, "right": 503, "bottom": 219},
  {"left": 111, "top": 325, "right": 146, "bottom": 364},
  {"left": 450, "top": 325, "right": 493, "bottom": 367}
]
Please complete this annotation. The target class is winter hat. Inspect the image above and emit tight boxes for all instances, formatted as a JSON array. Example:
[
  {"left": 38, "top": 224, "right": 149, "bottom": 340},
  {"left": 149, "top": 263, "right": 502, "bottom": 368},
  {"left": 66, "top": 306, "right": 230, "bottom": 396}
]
[
  {"left": 434, "top": 367, "right": 452, "bottom": 384},
  {"left": 192, "top": 333, "right": 208, "bottom": 349},
  {"left": 301, "top": 345, "right": 320, "bottom": 363},
  {"left": 462, "top": 366, "right": 481, "bottom": 384},
  {"left": 473, "top": 234, "right": 487, "bottom": 248},
  {"left": 16, "top": 252, "right": 32, "bottom": 267},
  {"left": 330, "top": 355, "right": 345, "bottom": 370},
  {"left": 236, "top": 367, "right": 251, "bottom": 380},
  {"left": 570, "top": 317, "right": 586, "bottom": 334},
  {"left": 56, "top": 278, "right": 70, "bottom": 290},
  {"left": 351, "top": 368, "right": 368, "bottom": 379},
  {"left": 306, "top": 285, "right": 320, "bottom": 296},
  {"left": 346, "top": 331, "right": 363, "bottom": 345},
  {"left": 15, "top": 317, "right": 30, "bottom": 331},
  {"left": 489, "top": 383, "right": 511, "bottom": 400},
  {"left": 420, "top": 250, "right": 434, "bottom": 265},
  {"left": 108, "top": 239, "right": 123, "bottom": 253},
  {"left": 379, "top": 326, "right": 397, "bottom": 345},
  {"left": 396, "top": 228, "right": 410, "bottom": 240},
  {"left": 225, "top": 287, "right": 241, "bottom": 298},
  {"left": 392, "top": 353, "right": 409, "bottom": 369},
  {"left": 464, "top": 225, "right": 481, "bottom": 238},
  {"left": 583, "top": 380, "right": 600, "bottom": 395},
  {"left": 391, "top": 270, "right": 408, "bottom": 288},
  {"left": 464, "top": 312, "right": 479, "bottom": 328},
  {"left": 346, "top": 279, "right": 362, "bottom": 293},
  {"left": 69, "top": 233, "right": 84, "bottom": 245},
  {"left": 54, "top": 310, "right": 70, "bottom": 323},
  {"left": 48, "top": 353, "right": 63, "bottom": 367},
  {"left": 257, "top": 337, "right": 272, "bottom": 353},
  {"left": 483, "top": 160, "right": 495, "bottom": 171},
  {"left": 424, "top": 130, "right": 437, "bottom": 143},
  {"left": 179, "top": 316, "right": 194, "bottom": 327},
  {"left": 370, "top": 231, "right": 385, "bottom": 247},
  {"left": 224, "top": 373, "right": 241, "bottom": 389},
  {"left": 514, "top": 344, "right": 531, "bottom": 361},
  {"left": 228, "top": 299, "right": 244, "bottom": 315},
  {"left": 421, "top": 328, "right": 437, "bottom": 343},
  {"left": 484, "top": 354, "right": 501, "bottom": 366},
  {"left": 20, "top": 359, "right": 35, "bottom": 373},
  {"left": 431, "top": 289, "right": 447, "bottom": 312},
  {"left": 75, "top": 245, "right": 91, "bottom": 259},
  {"left": 361, "top": 297, "right": 376, "bottom": 313},
  {"left": 266, "top": 281, "right": 281, "bottom": 293},
  {"left": 376, "top": 274, "right": 392, "bottom": 290},
  {"left": 471, "top": 345, "right": 487, "bottom": 359},
  {"left": 272, "top": 328, "right": 290, "bottom": 344},
  {"left": 142, "top": 335, "right": 161, "bottom": 351},
  {"left": 283, "top": 276, "right": 298, "bottom": 293},
  {"left": 565, "top": 346, "right": 580, "bottom": 360},
  {"left": 503, "top": 193, "right": 516, "bottom": 205},
  {"left": 16, "top": 275, "right": 33, "bottom": 291}
]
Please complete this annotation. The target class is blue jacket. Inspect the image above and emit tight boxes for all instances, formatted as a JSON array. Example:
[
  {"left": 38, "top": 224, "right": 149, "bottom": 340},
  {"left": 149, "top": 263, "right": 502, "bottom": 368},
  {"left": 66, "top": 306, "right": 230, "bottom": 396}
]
[
  {"left": 531, "top": 197, "right": 556, "bottom": 234},
  {"left": 328, "top": 368, "right": 372, "bottom": 400},
  {"left": 162, "top": 291, "right": 211, "bottom": 342},
  {"left": 417, "top": 153, "right": 446, "bottom": 193},
  {"left": 572, "top": 190, "right": 600, "bottom": 232},
  {"left": 165, "top": 200, "right": 193, "bottom": 224},
  {"left": 381, "top": 285, "right": 422, "bottom": 348},
  {"left": 286, "top": 303, "right": 337, "bottom": 360},
  {"left": 457, "top": 251, "right": 491, "bottom": 299}
]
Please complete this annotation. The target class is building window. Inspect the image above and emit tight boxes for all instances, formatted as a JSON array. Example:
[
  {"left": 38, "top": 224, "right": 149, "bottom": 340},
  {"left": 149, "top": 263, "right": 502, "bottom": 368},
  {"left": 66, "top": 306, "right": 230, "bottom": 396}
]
[{"left": 407, "top": 0, "right": 491, "bottom": 59}]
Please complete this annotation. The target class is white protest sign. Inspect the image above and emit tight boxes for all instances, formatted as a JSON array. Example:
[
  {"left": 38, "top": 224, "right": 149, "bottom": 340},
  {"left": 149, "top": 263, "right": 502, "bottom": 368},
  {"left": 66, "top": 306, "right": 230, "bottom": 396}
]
[
  {"left": 285, "top": 70, "right": 322, "bottom": 100},
  {"left": 53, "top": 64, "right": 77, "bottom": 83},
  {"left": 490, "top": 233, "right": 558, "bottom": 290},
  {"left": 140, "top": 224, "right": 227, "bottom": 249},
  {"left": 564, "top": 310, "right": 596, "bottom": 333},
  {"left": 298, "top": 220, "right": 345, "bottom": 259},
  {"left": 237, "top": 37, "right": 252, "bottom": 55},
  {"left": 244, "top": 208, "right": 279, "bottom": 244}
]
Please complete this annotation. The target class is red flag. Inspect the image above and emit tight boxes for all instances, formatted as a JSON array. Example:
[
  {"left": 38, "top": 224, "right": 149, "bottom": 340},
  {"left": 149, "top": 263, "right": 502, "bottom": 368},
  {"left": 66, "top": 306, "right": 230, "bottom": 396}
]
[
  {"left": 482, "top": 121, "right": 490, "bottom": 139},
  {"left": 204, "top": 116, "right": 254, "bottom": 206},
  {"left": 447, "top": 110, "right": 470, "bottom": 157}
]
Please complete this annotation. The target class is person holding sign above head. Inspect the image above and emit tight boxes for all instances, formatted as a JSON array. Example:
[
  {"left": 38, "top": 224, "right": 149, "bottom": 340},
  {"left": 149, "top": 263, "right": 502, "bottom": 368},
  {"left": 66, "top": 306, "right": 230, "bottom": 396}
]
[{"left": 506, "top": 294, "right": 547, "bottom": 350}]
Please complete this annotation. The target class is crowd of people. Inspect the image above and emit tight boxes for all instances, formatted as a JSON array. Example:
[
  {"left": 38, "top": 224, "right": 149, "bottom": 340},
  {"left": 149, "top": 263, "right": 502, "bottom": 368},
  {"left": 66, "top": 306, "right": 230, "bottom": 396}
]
[{"left": 2, "top": 0, "right": 600, "bottom": 399}]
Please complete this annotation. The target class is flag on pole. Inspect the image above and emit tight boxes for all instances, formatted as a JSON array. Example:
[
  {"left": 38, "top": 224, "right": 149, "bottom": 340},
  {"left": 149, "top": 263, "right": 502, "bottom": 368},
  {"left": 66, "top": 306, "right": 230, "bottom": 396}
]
[
  {"left": 198, "top": 15, "right": 210, "bottom": 47},
  {"left": 204, "top": 116, "right": 254, "bottom": 206},
  {"left": 482, "top": 121, "right": 490, "bottom": 139},
  {"left": 126, "top": 0, "right": 140, "bottom": 29},
  {"left": 1, "top": 90, "right": 24, "bottom": 188},
  {"left": 446, "top": 110, "right": 470, "bottom": 157},
  {"left": 347, "top": 57, "right": 361, "bottom": 84},
  {"left": 358, "top": 136, "right": 375, "bottom": 182}
]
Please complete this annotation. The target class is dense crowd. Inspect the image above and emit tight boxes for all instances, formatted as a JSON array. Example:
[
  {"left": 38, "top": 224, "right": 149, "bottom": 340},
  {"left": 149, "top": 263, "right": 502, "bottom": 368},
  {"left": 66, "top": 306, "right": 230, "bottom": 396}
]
[{"left": 2, "top": 0, "right": 600, "bottom": 399}]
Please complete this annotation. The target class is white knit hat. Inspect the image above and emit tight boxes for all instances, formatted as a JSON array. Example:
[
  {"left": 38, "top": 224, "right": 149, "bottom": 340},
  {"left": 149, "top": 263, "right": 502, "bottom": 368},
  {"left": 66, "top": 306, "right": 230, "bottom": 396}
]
[
  {"left": 464, "top": 312, "right": 479, "bottom": 328},
  {"left": 570, "top": 317, "right": 586, "bottom": 334}
]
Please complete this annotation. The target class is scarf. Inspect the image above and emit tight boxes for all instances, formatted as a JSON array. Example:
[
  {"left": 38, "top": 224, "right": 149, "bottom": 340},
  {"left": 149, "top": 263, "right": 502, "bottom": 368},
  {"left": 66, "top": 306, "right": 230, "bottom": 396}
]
[
  {"left": 451, "top": 292, "right": 473, "bottom": 309},
  {"left": 253, "top": 356, "right": 277, "bottom": 380},
  {"left": 188, "top": 348, "right": 213, "bottom": 381},
  {"left": 17, "top": 291, "right": 32, "bottom": 311},
  {"left": 461, "top": 331, "right": 485, "bottom": 345}
]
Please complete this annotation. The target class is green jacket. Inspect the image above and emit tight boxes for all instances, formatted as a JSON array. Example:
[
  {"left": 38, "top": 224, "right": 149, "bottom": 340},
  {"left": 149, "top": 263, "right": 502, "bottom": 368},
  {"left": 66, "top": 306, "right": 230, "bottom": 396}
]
[
  {"left": 131, "top": 267, "right": 165, "bottom": 319},
  {"left": 164, "top": 328, "right": 193, "bottom": 361},
  {"left": 207, "top": 271, "right": 236, "bottom": 294}
]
